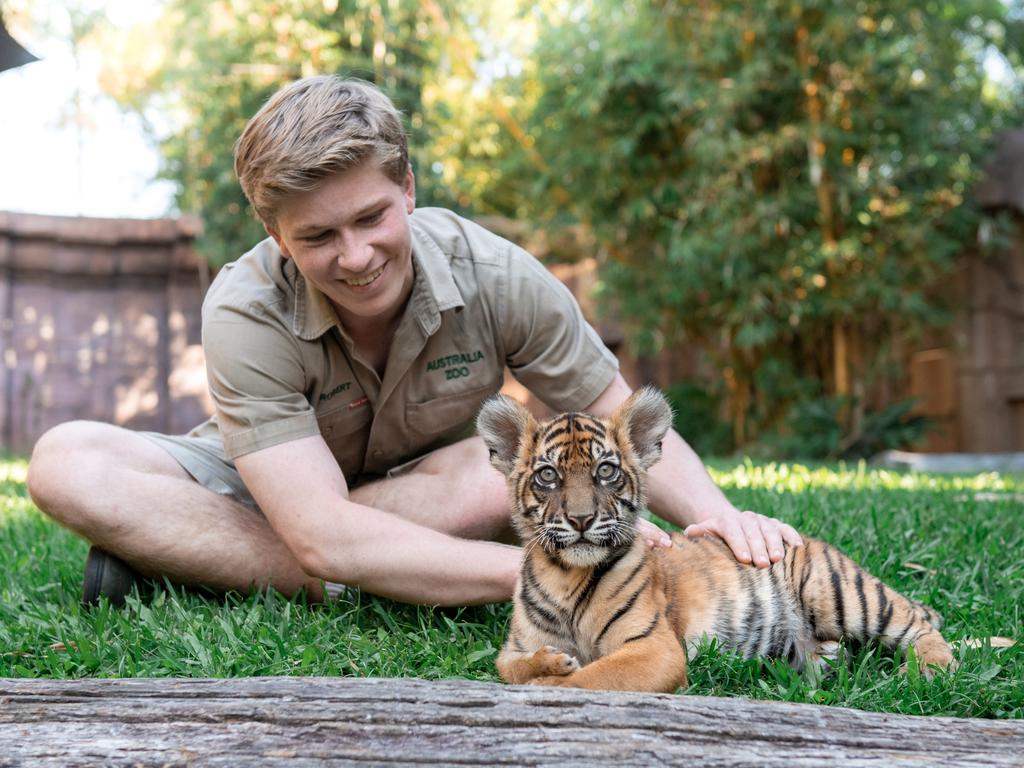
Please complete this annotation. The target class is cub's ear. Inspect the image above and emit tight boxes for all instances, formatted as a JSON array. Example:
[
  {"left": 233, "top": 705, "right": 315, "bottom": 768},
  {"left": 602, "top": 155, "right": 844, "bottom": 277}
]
[
  {"left": 612, "top": 386, "right": 674, "bottom": 470},
  {"left": 476, "top": 395, "right": 536, "bottom": 476}
]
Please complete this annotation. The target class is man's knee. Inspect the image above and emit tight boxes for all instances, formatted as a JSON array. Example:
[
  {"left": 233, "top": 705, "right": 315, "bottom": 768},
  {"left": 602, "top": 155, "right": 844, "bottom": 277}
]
[
  {"left": 418, "top": 437, "right": 511, "bottom": 536},
  {"left": 27, "top": 421, "right": 168, "bottom": 524},
  {"left": 28, "top": 421, "right": 110, "bottom": 519},
  {"left": 415, "top": 436, "right": 491, "bottom": 475},
  {"left": 361, "top": 437, "right": 512, "bottom": 539}
]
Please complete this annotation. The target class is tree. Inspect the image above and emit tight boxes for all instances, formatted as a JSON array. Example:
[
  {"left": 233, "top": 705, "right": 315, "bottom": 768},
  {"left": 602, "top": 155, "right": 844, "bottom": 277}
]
[
  {"left": 102, "top": 0, "right": 481, "bottom": 265},
  {"left": 483, "top": 0, "right": 1024, "bottom": 450}
]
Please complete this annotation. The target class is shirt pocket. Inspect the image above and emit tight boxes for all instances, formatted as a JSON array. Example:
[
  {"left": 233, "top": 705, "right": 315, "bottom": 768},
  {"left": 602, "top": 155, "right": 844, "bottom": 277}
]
[
  {"left": 316, "top": 405, "right": 373, "bottom": 480},
  {"left": 405, "top": 383, "right": 499, "bottom": 446}
]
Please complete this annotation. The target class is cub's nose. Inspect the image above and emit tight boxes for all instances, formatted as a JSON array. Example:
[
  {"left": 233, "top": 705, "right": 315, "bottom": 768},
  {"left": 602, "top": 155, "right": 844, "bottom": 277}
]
[{"left": 566, "top": 512, "right": 596, "bottom": 532}]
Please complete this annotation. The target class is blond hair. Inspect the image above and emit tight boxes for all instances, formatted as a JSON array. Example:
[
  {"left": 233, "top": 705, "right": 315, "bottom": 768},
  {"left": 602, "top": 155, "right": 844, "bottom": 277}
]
[{"left": 234, "top": 76, "right": 409, "bottom": 226}]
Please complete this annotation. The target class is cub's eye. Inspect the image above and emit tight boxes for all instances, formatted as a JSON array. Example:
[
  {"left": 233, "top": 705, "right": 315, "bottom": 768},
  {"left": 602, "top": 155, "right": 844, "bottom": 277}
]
[
  {"left": 596, "top": 462, "right": 619, "bottom": 482},
  {"left": 534, "top": 466, "right": 558, "bottom": 486}
]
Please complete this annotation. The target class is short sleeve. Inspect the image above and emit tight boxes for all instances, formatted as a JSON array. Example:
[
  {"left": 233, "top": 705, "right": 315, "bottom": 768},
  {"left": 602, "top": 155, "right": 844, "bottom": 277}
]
[
  {"left": 203, "top": 305, "right": 319, "bottom": 459},
  {"left": 501, "top": 245, "right": 619, "bottom": 411}
]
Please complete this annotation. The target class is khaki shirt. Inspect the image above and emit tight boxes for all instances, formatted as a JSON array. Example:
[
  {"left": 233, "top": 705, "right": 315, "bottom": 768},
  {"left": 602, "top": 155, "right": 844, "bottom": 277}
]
[{"left": 190, "top": 207, "right": 619, "bottom": 482}]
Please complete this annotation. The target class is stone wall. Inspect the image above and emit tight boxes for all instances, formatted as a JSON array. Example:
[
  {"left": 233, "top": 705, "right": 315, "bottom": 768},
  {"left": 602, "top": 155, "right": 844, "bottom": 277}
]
[{"left": 0, "top": 211, "right": 212, "bottom": 454}]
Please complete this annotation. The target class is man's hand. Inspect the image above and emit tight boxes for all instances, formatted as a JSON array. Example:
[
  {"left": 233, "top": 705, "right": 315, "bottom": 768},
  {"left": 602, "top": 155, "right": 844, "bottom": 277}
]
[
  {"left": 684, "top": 510, "right": 803, "bottom": 567},
  {"left": 584, "top": 375, "right": 804, "bottom": 567},
  {"left": 637, "top": 517, "right": 673, "bottom": 549}
]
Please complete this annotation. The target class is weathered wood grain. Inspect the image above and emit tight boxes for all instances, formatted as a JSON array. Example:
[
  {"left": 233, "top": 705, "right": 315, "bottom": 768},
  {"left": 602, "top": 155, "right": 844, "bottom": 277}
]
[{"left": 1, "top": 677, "right": 1021, "bottom": 767}]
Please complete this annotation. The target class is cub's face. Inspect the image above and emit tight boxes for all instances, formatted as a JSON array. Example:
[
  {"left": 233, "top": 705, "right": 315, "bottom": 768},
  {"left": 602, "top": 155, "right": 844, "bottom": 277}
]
[
  {"left": 477, "top": 387, "right": 673, "bottom": 568},
  {"left": 515, "top": 412, "right": 642, "bottom": 567}
]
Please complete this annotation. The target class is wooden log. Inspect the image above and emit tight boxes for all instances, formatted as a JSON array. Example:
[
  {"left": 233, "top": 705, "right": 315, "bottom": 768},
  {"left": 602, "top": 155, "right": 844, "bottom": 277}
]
[{"left": 1, "top": 677, "right": 1022, "bottom": 766}]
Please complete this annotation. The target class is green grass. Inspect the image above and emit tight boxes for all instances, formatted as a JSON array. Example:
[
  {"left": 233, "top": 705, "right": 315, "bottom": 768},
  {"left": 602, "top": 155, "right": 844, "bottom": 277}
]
[{"left": 2, "top": 456, "right": 1021, "bottom": 718}]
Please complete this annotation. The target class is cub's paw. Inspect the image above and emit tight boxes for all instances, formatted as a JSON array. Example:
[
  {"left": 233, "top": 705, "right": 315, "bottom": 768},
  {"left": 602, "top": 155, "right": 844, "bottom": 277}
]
[
  {"left": 530, "top": 645, "right": 580, "bottom": 677},
  {"left": 901, "top": 637, "right": 957, "bottom": 679},
  {"left": 810, "top": 640, "right": 841, "bottom": 671}
]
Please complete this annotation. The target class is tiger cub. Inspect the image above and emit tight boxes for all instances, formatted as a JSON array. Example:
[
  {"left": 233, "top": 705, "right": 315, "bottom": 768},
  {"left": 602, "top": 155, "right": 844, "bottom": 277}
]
[{"left": 476, "top": 387, "right": 953, "bottom": 693}]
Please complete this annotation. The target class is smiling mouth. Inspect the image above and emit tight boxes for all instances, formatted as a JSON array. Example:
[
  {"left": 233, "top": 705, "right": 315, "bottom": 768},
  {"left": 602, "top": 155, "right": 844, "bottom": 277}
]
[{"left": 343, "top": 264, "right": 385, "bottom": 287}]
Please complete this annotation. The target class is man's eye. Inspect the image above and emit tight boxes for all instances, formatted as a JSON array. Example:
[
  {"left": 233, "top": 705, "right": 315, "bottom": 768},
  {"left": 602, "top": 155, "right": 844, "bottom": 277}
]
[
  {"left": 304, "top": 231, "right": 332, "bottom": 243},
  {"left": 596, "top": 462, "right": 619, "bottom": 481},
  {"left": 359, "top": 210, "right": 384, "bottom": 225},
  {"left": 534, "top": 467, "right": 558, "bottom": 485}
]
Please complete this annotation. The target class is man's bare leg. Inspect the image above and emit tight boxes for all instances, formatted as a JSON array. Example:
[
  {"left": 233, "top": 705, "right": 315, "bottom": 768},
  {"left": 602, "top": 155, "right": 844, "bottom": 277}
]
[
  {"left": 27, "top": 424, "right": 516, "bottom": 602},
  {"left": 353, "top": 437, "right": 514, "bottom": 542},
  {"left": 26, "top": 421, "right": 323, "bottom": 599}
]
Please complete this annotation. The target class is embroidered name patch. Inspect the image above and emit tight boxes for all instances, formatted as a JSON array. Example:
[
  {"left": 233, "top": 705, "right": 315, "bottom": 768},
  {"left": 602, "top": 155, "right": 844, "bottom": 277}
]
[
  {"left": 318, "top": 382, "right": 352, "bottom": 402},
  {"left": 426, "top": 350, "right": 484, "bottom": 380}
]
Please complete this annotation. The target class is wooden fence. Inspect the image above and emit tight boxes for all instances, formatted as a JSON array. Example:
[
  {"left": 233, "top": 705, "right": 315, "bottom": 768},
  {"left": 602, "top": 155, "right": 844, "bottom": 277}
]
[{"left": 0, "top": 211, "right": 212, "bottom": 454}]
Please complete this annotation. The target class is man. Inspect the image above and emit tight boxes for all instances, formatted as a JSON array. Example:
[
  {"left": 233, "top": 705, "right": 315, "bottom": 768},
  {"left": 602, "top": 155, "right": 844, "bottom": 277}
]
[{"left": 27, "top": 76, "right": 801, "bottom": 606}]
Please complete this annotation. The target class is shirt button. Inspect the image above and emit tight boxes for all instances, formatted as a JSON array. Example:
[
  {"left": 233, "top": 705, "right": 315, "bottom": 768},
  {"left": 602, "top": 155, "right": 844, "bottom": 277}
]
[{"left": 372, "top": 450, "right": 384, "bottom": 458}]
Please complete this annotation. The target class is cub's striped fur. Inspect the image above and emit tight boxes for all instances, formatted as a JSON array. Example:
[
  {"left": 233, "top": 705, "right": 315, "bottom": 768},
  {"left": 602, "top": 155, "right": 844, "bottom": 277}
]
[{"left": 476, "top": 387, "right": 953, "bottom": 692}]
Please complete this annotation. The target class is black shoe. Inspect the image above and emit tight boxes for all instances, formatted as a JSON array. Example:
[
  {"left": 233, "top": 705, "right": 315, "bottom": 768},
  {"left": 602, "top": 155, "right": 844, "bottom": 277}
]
[{"left": 82, "top": 546, "right": 141, "bottom": 607}]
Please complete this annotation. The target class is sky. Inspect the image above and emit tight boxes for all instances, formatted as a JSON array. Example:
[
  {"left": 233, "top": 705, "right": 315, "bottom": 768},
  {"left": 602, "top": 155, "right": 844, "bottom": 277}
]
[{"left": 0, "top": 0, "right": 175, "bottom": 219}]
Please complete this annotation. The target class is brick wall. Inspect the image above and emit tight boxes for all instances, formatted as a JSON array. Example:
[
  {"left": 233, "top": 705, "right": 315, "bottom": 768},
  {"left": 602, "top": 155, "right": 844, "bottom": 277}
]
[{"left": 0, "top": 211, "right": 213, "bottom": 454}]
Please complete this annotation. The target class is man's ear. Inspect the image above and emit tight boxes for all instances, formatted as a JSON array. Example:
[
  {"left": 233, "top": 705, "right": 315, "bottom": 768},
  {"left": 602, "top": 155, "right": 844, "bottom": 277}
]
[
  {"left": 266, "top": 226, "right": 292, "bottom": 259},
  {"left": 404, "top": 168, "right": 416, "bottom": 213},
  {"left": 476, "top": 395, "right": 535, "bottom": 476},
  {"left": 611, "top": 386, "right": 674, "bottom": 470}
]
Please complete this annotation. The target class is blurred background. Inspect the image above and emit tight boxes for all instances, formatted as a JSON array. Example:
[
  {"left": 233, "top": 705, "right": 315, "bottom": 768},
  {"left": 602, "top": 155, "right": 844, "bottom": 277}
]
[{"left": 1, "top": 0, "right": 1023, "bottom": 462}]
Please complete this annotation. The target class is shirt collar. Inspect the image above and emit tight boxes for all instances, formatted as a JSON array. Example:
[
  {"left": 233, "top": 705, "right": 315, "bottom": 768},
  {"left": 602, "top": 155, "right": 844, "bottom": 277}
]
[
  {"left": 289, "top": 218, "right": 465, "bottom": 341},
  {"left": 406, "top": 218, "right": 464, "bottom": 335},
  {"left": 290, "top": 258, "right": 337, "bottom": 341}
]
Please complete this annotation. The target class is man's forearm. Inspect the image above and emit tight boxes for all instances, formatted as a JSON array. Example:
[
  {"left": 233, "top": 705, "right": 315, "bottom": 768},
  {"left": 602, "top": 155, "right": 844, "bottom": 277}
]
[
  {"left": 645, "top": 427, "right": 803, "bottom": 567},
  {"left": 645, "top": 429, "right": 736, "bottom": 528},
  {"left": 311, "top": 499, "right": 521, "bottom": 605},
  {"left": 584, "top": 378, "right": 801, "bottom": 566},
  {"left": 237, "top": 435, "right": 520, "bottom": 606},
  {"left": 582, "top": 374, "right": 738, "bottom": 530}
]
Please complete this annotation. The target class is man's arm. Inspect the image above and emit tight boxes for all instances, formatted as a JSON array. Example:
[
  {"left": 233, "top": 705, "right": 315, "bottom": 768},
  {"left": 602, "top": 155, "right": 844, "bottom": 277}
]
[
  {"left": 235, "top": 434, "right": 520, "bottom": 604},
  {"left": 585, "top": 374, "right": 803, "bottom": 567}
]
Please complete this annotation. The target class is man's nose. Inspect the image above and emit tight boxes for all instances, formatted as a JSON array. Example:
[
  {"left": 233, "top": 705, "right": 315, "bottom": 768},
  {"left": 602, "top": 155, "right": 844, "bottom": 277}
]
[{"left": 336, "top": 235, "right": 374, "bottom": 271}]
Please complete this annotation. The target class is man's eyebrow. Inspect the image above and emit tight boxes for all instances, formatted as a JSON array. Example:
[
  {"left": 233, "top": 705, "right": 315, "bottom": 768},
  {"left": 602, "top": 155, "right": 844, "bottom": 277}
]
[
  {"left": 293, "top": 198, "right": 389, "bottom": 236},
  {"left": 296, "top": 225, "right": 331, "bottom": 237},
  {"left": 295, "top": 225, "right": 331, "bottom": 237}
]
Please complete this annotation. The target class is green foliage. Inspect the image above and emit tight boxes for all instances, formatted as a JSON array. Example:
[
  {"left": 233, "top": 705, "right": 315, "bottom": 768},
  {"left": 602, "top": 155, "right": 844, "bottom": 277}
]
[
  {"left": 758, "top": 396, "right": 931, "bottom": 460},
  {"left": 477, "top": 0, "right": 1024, "bottom": 446},
  {"left": 105, "top": 0, "right": 475, "bottom": 265},
  {"left": 664, "top": 382, "right": 734, "bottom": 457},
  {"left": 101, "top": 1, "right": 1024, "bottom": 451},
  {"left": 841, "top": 399, "right": 932, "bottom": 458}
]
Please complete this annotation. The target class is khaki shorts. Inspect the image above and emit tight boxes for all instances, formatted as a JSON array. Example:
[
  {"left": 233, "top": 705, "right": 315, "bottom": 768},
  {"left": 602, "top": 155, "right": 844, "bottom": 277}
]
[{"left": 139, "top": 431, "right": 433, "bottom": 512}]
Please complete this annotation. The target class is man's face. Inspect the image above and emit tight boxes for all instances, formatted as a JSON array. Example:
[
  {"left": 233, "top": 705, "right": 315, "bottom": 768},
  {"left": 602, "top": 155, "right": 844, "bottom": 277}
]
[{"left": 268, "top": 161, "right": 416, "bottom": 327}]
